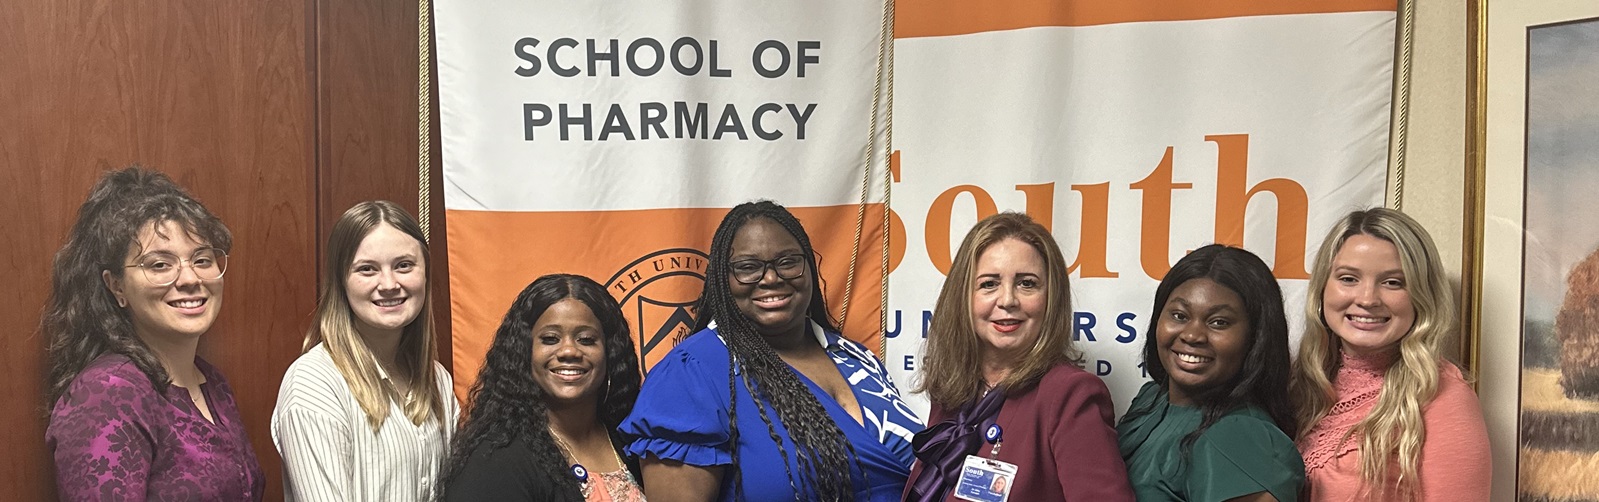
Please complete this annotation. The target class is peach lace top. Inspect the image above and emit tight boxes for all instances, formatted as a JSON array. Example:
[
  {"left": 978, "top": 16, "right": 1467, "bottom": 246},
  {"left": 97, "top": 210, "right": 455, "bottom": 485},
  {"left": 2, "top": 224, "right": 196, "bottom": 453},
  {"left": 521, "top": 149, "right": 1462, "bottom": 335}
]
[
  {"left": 1296, "top": 349, "right": 1490, "bottom": 501},
  {"left": 589, "top": 468, "right": 646, "bottom": 502}
]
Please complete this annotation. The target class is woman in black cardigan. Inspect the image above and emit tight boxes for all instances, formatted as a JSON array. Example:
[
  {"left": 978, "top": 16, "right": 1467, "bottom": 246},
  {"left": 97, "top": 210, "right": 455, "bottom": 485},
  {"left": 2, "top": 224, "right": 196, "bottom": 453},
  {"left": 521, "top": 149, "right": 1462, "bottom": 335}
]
[{"left": 438, "top": 274, "right": 643, "bottom": 501}]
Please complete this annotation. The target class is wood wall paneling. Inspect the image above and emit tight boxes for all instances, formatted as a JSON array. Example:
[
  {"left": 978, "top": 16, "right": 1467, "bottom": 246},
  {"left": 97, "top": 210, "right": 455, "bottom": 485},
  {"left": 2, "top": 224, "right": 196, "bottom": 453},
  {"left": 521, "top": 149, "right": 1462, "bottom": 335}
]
[
  {"left": 0, "top": 1, "right": 318, "bottom": 500},
  {"left": 0, "top": 0, "right": 436, "bottom": 499},
  {"left": 317, "top": 0, "right": 420, "bottom": 222}
]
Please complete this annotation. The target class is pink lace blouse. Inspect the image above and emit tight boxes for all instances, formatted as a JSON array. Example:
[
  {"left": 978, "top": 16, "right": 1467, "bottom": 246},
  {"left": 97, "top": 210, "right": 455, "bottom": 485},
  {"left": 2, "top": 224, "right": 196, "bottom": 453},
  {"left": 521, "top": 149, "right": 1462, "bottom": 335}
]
[{"left": 1296, "top": 350, "right": 1490, "bottom": 501}]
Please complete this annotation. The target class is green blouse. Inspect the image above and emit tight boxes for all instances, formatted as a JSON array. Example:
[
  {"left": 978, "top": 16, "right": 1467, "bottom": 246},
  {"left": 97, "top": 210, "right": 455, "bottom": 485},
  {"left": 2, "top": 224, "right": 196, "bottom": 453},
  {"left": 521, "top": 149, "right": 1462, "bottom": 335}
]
[{"left": 1116, "top": 382, "right": 1304, "bottom": 502}]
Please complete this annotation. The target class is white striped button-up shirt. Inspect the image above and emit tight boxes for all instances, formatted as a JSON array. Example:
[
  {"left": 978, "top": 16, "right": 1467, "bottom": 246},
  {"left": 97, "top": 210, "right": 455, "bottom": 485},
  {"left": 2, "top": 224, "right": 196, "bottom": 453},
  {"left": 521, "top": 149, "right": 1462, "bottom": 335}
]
[{"left": 271, "top": 344, "right": 459, "bottom": 501}]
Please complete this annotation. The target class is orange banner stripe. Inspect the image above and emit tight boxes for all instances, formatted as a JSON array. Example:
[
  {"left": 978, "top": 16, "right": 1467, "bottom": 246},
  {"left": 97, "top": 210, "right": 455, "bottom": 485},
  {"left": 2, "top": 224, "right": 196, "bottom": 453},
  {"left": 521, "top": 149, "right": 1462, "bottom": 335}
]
[
  {"left": 445, "top": 204, "right": 888, "bottom": 403},
  {"left": 896, "top": 0, "right": 1398, "bottom": 39}
]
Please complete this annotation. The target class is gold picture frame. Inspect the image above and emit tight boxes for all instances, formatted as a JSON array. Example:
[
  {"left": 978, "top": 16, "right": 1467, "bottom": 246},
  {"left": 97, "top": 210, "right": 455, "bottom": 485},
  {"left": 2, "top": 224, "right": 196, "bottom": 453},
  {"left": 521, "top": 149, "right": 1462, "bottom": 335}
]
[{"left": 1471, "top": 1, "right": 1599, "bottom": 500}]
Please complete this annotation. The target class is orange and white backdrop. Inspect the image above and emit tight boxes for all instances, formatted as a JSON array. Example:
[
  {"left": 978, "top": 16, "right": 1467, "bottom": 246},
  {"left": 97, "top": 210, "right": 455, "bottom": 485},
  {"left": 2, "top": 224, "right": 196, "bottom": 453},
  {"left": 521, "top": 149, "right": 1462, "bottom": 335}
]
[
  {"left": 437, "top": 0, "right": 1397, "bottom": 413},
  {"left": 885, "top": 0, "right": 1395, "bottom": 413},
  {"left": 434, "top": 0, "right": 892, "bottom": 399}
]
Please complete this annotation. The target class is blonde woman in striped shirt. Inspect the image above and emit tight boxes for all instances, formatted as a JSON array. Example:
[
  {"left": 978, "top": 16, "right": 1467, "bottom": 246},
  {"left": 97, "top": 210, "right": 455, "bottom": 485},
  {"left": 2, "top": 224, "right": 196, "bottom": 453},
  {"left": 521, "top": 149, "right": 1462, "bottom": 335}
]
[{"left": 271, "top": 201, "right": 459, "bottom": 501}]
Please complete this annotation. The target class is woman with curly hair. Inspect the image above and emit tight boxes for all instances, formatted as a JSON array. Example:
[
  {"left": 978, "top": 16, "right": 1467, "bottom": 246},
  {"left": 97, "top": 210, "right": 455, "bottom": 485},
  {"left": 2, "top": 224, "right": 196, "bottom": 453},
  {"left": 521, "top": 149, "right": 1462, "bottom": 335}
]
[
  {"left": 1290, "top": 208, "right": 1489, "bottom": 500},
  {"left": 1117, "top": 244, "right": 1303, "bottom": 501},
  {"left": 621, "top": 200, "right": 923, "bottom": 501},
  {"left": 44, "top": 166, "right": 264, "bottom": 500},
  {"left": 438, "top": 274, "right": 644, "bottom": 501},
  {"left": 271, "top": 201, "right": 457, "bottom": 501}
]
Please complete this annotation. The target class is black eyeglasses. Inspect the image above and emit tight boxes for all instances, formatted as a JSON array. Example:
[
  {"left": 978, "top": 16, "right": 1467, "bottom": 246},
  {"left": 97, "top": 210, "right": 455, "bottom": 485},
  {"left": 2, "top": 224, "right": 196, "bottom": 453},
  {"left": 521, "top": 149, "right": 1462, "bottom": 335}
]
[{"left": 729, "top": 253, "right": 807, "bottom": 284}]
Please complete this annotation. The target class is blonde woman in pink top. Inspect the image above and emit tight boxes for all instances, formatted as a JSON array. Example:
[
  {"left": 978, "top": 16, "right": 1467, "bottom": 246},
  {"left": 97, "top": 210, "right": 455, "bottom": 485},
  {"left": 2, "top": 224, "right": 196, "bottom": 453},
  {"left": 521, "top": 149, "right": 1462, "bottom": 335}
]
[{"left": 1289, "top": 208, "right": 1490, "bottom": 501}]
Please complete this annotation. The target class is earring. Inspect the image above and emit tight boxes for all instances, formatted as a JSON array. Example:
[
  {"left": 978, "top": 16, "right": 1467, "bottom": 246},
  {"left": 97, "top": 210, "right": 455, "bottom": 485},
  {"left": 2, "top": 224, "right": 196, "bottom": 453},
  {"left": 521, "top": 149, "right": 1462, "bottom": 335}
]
[{"left": 116, "top": 297, "right": 127, "bottom": 308}]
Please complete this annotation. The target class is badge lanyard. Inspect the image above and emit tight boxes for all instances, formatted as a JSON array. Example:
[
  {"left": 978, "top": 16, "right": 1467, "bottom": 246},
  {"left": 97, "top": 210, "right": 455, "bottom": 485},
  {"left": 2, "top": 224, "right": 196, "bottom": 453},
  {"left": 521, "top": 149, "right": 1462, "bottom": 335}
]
[{"left": 953, "top": 423, "right": 1017, "bottom": 502}]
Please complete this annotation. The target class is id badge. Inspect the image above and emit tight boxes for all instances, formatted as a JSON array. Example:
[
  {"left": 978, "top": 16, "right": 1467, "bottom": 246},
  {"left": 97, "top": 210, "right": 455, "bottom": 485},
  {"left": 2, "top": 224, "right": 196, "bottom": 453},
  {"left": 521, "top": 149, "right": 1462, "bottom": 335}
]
[{"left": 952, "top": 455, "right": 1018, "bottom": 502}]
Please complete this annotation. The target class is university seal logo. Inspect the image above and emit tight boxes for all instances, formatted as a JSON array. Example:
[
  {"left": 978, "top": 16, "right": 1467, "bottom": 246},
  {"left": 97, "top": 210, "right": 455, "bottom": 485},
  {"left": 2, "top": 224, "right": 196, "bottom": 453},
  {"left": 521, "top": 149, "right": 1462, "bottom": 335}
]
[{"left": 604, "top": 248, "right": 708, "bottom": 374}]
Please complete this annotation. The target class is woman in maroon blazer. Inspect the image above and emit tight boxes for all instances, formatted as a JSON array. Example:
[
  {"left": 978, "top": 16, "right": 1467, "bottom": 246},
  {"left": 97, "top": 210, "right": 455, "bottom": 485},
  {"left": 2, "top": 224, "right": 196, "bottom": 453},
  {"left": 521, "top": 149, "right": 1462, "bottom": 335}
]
[{"left": 904, "top": 212, "right": 1134, "bottom": 501}]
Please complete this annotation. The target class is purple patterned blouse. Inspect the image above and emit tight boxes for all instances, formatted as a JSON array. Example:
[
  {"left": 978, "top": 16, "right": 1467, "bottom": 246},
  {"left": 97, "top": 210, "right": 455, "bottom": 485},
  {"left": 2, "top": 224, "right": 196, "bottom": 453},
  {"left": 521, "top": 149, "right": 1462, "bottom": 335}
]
[{"left": 47, "top": 354, "right": 265, "bottom": 501}]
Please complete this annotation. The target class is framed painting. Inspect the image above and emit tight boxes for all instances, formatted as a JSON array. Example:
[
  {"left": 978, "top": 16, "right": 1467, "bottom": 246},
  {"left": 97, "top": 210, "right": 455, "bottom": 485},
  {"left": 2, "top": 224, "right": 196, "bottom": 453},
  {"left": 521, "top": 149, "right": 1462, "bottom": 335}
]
[{"left": 1474, "top": 1, "right": 1599, "bottom": 501}]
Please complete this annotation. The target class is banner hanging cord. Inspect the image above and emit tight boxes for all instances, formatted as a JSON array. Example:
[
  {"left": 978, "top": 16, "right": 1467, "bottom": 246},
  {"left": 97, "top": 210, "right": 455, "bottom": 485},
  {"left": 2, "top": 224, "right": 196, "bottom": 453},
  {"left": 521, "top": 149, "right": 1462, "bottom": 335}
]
[
  {"left": 877, "top": 0, "right": 895, "bottom": 361},
  {"left": 840, "top": 0, "right": 894, "bottom": 361},
  {"left": 1390, "top": 0, "right": 1413, "bottom": 210},
  {"left": 418, "top": 0, "right": 434, "bottom": 239}
]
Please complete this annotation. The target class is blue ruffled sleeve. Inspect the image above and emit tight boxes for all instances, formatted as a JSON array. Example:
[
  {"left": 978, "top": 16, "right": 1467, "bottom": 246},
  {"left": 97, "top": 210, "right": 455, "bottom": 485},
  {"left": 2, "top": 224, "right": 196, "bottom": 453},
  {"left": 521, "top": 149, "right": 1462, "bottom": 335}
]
[{"left": 618, "top": 335, "right": 734, "bottom": 467}]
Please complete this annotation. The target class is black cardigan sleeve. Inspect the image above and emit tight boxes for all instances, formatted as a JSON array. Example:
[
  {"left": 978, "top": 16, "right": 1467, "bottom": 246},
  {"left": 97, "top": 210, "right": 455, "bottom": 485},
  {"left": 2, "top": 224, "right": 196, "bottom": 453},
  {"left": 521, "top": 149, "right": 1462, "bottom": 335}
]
[
  {"left": 440, "top": 438, "right": 563, "bottom": 502},
  {"left": 441, "top": 433, "right": 642, "bottom": 502}
]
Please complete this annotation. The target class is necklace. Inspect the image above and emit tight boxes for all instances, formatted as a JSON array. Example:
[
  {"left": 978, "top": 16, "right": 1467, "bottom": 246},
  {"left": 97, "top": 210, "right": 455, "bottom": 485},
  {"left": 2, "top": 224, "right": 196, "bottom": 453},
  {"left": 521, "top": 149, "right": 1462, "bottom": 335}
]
[
  {"left": 377, "top": 359, "right": 414, "bottom": 404},
  {"left": 549, "top": 426, "right": 632, "bottom": 499}
]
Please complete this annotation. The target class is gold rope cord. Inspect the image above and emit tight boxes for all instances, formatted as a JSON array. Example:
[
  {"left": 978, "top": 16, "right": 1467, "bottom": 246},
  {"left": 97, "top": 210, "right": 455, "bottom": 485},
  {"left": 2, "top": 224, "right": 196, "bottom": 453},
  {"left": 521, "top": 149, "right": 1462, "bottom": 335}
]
[
  {"left": 1389, "top": 0, "right": 1414, "bottom": 210},
  {"left": 417, "top": 0, "right": 434, "bottom": 239},
  {"left": 841, "top": 0, "right": 896, "bottom": 364}
]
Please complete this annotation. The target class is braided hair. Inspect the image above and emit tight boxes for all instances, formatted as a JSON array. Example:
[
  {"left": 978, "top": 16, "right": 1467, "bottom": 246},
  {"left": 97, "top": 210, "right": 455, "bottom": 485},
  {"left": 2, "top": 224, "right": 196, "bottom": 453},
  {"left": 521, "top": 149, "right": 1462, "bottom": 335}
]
[
  {"left": 693, "top": 200, "right": 861, "bottom": 501},
  {"left": 437, "top": 274, "right": 641, "bottom": 501}
]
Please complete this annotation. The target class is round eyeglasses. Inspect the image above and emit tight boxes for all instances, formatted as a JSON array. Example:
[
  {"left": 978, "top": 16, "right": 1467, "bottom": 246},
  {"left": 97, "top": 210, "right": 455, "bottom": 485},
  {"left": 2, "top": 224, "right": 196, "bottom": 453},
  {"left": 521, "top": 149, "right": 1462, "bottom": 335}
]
[
  {"left": 729, "top": 253, "right": 807, "bottom": 285},
  {"left": 124, "top": 249, "right": 229, "bottom": 286}
]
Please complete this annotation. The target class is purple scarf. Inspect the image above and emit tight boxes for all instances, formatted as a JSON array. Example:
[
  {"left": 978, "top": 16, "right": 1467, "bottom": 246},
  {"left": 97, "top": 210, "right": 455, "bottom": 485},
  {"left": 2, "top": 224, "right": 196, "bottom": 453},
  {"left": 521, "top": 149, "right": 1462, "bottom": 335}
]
[{"left": 904, "top": 387, "right": 1007, "bottom": 502}]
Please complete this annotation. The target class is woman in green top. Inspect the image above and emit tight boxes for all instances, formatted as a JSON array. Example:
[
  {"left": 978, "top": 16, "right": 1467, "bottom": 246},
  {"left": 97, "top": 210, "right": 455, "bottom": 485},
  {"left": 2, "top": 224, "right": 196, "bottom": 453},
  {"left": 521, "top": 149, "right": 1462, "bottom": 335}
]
[{"left": 1117, "top": 244, "right": 1304, "bottom": 502}]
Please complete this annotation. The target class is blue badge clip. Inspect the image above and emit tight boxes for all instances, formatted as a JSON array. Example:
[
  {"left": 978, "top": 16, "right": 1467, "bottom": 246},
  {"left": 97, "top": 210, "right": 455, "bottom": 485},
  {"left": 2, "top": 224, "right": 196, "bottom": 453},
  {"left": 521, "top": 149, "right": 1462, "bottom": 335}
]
[{"left": 984, "top": 424, "right": 1002, "bottom": 443}]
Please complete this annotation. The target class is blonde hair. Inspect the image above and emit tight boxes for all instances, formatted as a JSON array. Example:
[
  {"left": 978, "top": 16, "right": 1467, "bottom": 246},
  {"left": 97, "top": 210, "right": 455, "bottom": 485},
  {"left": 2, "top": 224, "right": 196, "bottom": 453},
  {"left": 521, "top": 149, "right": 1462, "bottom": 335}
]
[
  {"left": 1289, "top": 207, "right": 1457, "bottom": 499},
  {"left": 306, "top": 200, "right": 445, "bottom": 431},
  {"left": 915, "top": 212, "right": 1081, "bottom": 409}
]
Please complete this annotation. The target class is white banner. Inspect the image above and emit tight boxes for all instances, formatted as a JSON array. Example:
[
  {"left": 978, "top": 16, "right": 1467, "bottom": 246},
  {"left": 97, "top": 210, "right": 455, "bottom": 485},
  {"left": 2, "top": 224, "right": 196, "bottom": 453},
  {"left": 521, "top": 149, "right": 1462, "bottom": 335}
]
[
  {"left": 436, "top": 0, "right": 891, "bottom": 397},
  {"left": 886, "top": 8, "right": 1395, "bottom": 415},
  {"left": 435, "top": 0, "right": 1397, "bottom": 416}
]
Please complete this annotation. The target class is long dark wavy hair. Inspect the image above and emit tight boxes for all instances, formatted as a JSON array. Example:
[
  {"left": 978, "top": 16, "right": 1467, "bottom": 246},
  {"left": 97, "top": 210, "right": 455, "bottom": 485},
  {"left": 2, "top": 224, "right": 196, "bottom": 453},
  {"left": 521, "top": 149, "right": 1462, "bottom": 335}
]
[
  {"left": 693, "top": 200, "right": 860, "bottom": 501},
  {"left": 1124, "top": 244, "right": 1297, "bottom": 450},
  {"left": 437, "top": 274, "right": 641, "bottom": 501},
  {"left": 43, "top": 166, "right": 233, "bottom": 404}
]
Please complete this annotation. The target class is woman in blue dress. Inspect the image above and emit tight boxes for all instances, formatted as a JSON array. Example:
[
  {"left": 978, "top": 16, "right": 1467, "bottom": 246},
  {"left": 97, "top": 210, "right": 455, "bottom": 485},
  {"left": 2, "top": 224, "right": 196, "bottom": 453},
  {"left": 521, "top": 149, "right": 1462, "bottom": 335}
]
[{"left": 620, "top": 200, "right": 923, "bottom": 501}]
